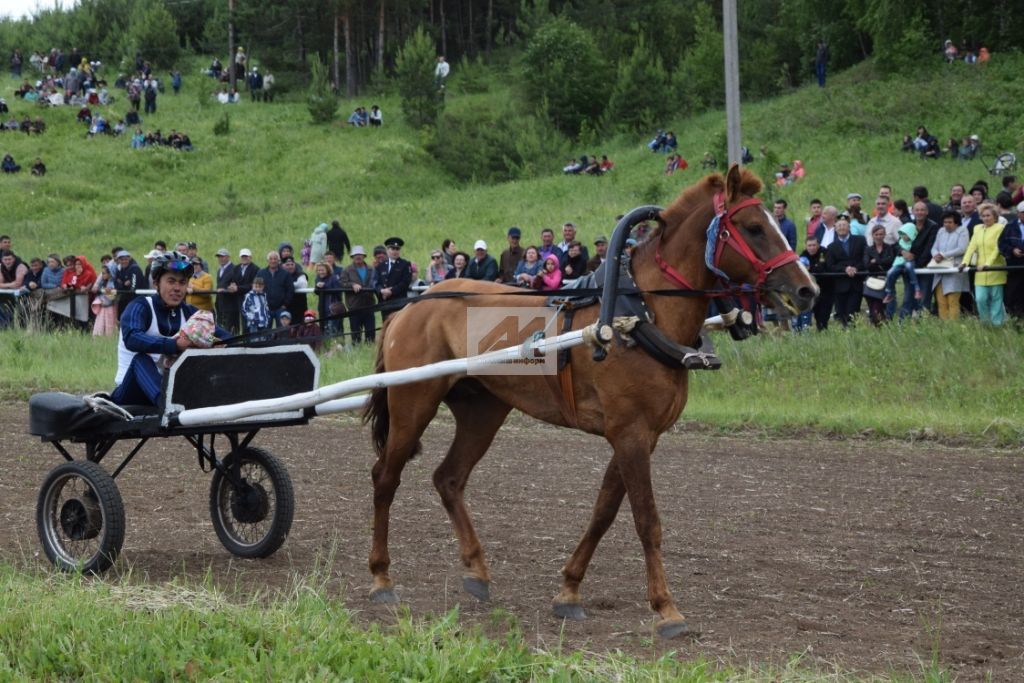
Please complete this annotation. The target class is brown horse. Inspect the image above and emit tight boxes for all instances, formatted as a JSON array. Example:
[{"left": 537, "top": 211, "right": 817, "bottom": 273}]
[{"left": 364, "top": 166, "right": 817, "bottom": 637}]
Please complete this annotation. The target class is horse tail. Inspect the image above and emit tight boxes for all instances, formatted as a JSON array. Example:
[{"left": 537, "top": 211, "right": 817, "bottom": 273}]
[{"left": 363, "top": 338, "right": 390, "bottom": 457}]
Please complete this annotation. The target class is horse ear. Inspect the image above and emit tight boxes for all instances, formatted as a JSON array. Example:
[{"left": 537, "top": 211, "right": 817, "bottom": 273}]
[{"left": 726, "top": 164, "right": 744, "bottom": 203}]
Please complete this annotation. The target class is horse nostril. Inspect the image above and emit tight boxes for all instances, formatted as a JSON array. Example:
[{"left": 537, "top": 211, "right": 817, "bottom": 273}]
[{"left": 797, "top": 286, "right": 816, "bottom": 301}]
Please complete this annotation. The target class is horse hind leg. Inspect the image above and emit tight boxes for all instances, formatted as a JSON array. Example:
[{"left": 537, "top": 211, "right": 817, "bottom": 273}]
[
  {"left": 433, "top": 387, "right": 511, "bottom": 603},
  {"left": 367, "top": 381, "right": 444, "bottom": 604}
]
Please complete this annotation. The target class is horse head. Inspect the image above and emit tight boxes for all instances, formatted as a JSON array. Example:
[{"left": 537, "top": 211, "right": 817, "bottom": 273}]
[{"left": 656, "top": 164, "right": 818, "bottom": 316}]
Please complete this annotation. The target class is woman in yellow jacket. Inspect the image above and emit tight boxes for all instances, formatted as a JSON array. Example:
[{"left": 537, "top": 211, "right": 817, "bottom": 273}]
[
  {"left": 185, "top": 257, "right": 215, "bottom": 312},
  {"left": 959, "top": 205, "right": 1007, "bottom": 325}
]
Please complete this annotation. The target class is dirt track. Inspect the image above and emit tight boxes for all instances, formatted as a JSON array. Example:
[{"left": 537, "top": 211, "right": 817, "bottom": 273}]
[{"left": 2, "top": 402, "right": 1022, "bottom": 679}]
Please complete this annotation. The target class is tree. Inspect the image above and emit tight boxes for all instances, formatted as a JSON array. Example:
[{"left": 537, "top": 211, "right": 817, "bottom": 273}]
[
  {"left": 121, "top": 0, "right": 180, "bottom": 68},
  {"left": 395, "top": 26, "right": 444, "bottom": 129},
  {"left": 602, "top": 35, "right": 672, "bottom": 134},
  {"left": 672, "top": 3, "right": 724, "bottom": 114},
  {"left": 307, "top": 54, "right": 339, "bottom": 123},
  {"left": 520, "top": 17, "right": 608, "bottom": 138}
]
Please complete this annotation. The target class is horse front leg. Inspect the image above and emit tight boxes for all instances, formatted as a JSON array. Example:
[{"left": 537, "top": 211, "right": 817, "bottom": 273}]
[
  {"left": 615, "top": 440, "right": 690, "bottom": 638},
  {"left": 553, "top": 456, "right": 626, "bottom": 621}
]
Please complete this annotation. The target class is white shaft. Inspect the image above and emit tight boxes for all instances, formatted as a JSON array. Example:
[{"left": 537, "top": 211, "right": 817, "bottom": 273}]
[{"left": 175, "top": 325, "right": 600, "bottom": 427}]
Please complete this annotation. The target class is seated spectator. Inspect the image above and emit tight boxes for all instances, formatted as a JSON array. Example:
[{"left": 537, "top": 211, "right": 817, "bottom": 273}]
[
  {"left": 514, "top": 246, "right": 543, "bottom": 287},
  {"left": 369, "top": 105, "right": 382, "bottom": 127},
  {"left": 700, "top": 151, "right": 717, "bottom": 169},
  {"left": 664, "top": 153, "right": 684, "bottom": 175},
  {"left": 599, "top": 154, "right": 613, "bottom": 172},
  {"left": 292, "top": 310, "right": 322, "bottom": 352},
  {"left": 663, "top": 131, "right": 678, "bottom": 152},
  {"left": 3, "top": 117, "right": 17, "bottom": 131},
  {"left": 945, "top": 138, "right": 959, "bottom": 159},
  {"left": 882, "top": 224, "right": 923, "bottom": 305},
  {"left": 582, "top": 155, "right": 602, "bottom": 175},
  {"left": 347, "top": 107, "right": 367, "bottom": 126},
  {"left": 535, "top": 254, "right": 562, "bottom": 291},
  {"left": 76, "top": 105, "right": 92, "bottom": 124},
  {"left": 444, "top": 252, "right": 470, "bottom": 279},
  {"left": 125, "top": 109, "right": 141, "bottom": 126},
  {"left": 561, "top": 241, "right": 588, "bottom": 280},
  {"left": 959, "top": 135, "right": 979, "bottom": 160},
  {"left": 20, "top": 257, "right": 44, "bottom": 294},
  {"left": 426, "top": 250, "right": 451, "bottom": 284},
  {"left": 130, "top": 127, "right": 145, "bottom": 149},
  {"left": 911, "top": 126, "right": 933, "bottom": 152},
  {"left": 923, "top": 136, "right": 941, "bottom": 159},
  {"left": 901, "top": 135, "right": 914, "bottom": 152},
  {"left": 30, "top": 158, "right": 45, "bottom": 176},
  {"left": 14, "top": 79, "right": 34, "bottom": 98},
  {"left": 647, "top": 130, "right": 667, "bottom": 153},
  {"left": 943, "top": 39, "right": 958, "bottom": 63},
  {"left": 2, "top": 153, "right": 20, "bottom": 173},
  {"left": 60, "top": 255, "right": 97, "bottom": 292},
  {"left": 0, "top": 98, "right": 6, "bottom": 115},
  {"left": 563, "top": 157, "right": 585, "bottom": 174},
  {"left": 112, "top": 119, "right": 126, "bottom": 136},
  {"left": 87, "top": 114, "right": 106, "bottom": 137}
]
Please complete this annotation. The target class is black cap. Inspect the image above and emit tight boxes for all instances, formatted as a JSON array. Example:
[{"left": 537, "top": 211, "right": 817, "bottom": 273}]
[
  {"left": 384, "top": 237, "right": 404, "bottom": 248},
  {"left": 373, "top": 245, "right": 387, "bottom": 255}
]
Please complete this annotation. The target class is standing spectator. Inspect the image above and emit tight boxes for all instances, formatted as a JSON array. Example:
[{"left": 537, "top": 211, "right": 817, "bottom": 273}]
[
  {"left": 998, "top": 201, "right": 1024, "bottom": 320},
  {"left": 341, "top": 246, "right": 377, "bottom": 344},
  {"left": 538, "top": 228, "right": 562, "bottom": 263},
  {"left": 113, "top": 250, "right": 145, "bottom": 321},
  {"left": 441, "top": 239, "right": 458, "bottom": 267},
  {"left": 772, "top": 200, "right": 798, "bottom": 250},
  {"left": 256, "top": 251, "right": 294, "bottom": 326},
  {"left": 813, "top": 206, "right": 839, "bottom": 249},
  {"left": 846, "top": 193, "right": 868, "bottom": 226},
  {"left": 309, "top": 223, "right": 329, "bottom": 265},
  {"left": 234, "top": 47, "right": 247, "bottom": 81},
  {"left": 170, "top": 69, "right": 182, "bottom": 95},
  {"left": 467, "top": 240, "right": 498, "bottom": 281},
  {"left": 960, "top": 206, "right": 1007, "bottom": 326},
  {"left": 230, "top": 248, "right": 257, "bottom": 311},
  {"left": 944, "top": 184, "right": 965, "bottom": 213},
  {"left": 40, "top": 254, "right": 64, "bottom": 290},
  {"left": 905, "top": 201, "right": 939, "bottom": 315},
  {"left": 282, "top": 256, "right": 308, "bottom": 323},
  {"left": 561, "top": 241, "right": 588, "bottom": 280},
  {"left": 959, "top": 194, "right": 982, "bottom": 238},
  {"left": 0, "top": 249, "right": 27, "bottom": 290},
  {"left": 824, "top": 216, "right": 867, "bottom": 327},
  {"left": 813, "top": 40, "right": 829, "bottom": 87},
  {"left": 10, "top": 49, "right": 23, "bottom": 77},
  {"left": 262, "top": 71, "right": 274, "bottom": 102},
  {"left": 434, "top": 55, "right": 450, "bottom": 89},
  {"left": 313, "top": 261, "right": 342, "bottom": 335},
  {"left": 805, "top": 198, "right": 823, "bottom": 239},
  {"left": 514, "top": 247, "right": 543, "bottom": 287},
  {"left": 913, "top": 186, "right": 944, "bottom": 226},
  {"left": 587, "top": 235, "right": 608, "bottom": 273},
  {"left": 213, "top": 248, "right": 240, "bottom": 333},
  {"left": 143, "top": 81, "right": 157, "bottom": 114},
  {"left": 90, "top": 265, "right": 119, "bottom": 336},
  {"left": 127, "top": 78, "right": 141, "bottom": 112},
  {"left": 497, "top": 227, "right": 524, "bottom": 283},
  {"left": 326, "top": 220, "right": 351, "bottom": 261},
  {"left": 931, "top": 211, "right": 970, "bottom": 320},
  {"left": 862, "top": 225, "right": 896, "bottom": 326},
  {"left": 241, "top": 277, "right": 270, "bottom": 335},
  {"left": 247, "top": 67, "right": 263, "bottom": 101},
  {"left": 881, "top": 223, "right": 923, "bottom": 310},
  {"left": 445, "top": 252, "right": 470, "bottom": 279},
  {"left": 186, "top": 257, "right": 214, "bottom": 312},
  {"left": 60, "top": 256, "right": 97, "bottom": 292},
  {"left": 867, "top": 196, "right": 902, "bottom": 245},
  {"left": 374, "top": 237, "right": 411, "bottom": 321}
]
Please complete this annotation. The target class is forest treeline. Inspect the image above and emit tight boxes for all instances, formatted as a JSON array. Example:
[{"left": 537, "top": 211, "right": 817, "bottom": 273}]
[{"left": 2, "top": 0, "right": 1022, "bottom": 99}]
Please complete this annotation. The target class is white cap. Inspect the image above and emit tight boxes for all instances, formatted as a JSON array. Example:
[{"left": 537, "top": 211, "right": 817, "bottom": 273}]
[
  {"left": 239, "top": 248, "right": 253, "bottom": 257},
  {"left": 144, "top": 249, "right": 162, "bottom": 259},
  {"left": 350, "top": 245, "right": 366, "bottom": 256},
  {"left": 1017, "top": 201, "right": 1024, "bottom": 213},
  {"left": 474, "top": 239, "right": 487, "bottom": 251}
]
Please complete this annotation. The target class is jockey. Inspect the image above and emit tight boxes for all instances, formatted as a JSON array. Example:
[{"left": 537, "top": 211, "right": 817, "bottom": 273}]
[{"left": 111, "top": 251, "right": 231, "bottom": 406}]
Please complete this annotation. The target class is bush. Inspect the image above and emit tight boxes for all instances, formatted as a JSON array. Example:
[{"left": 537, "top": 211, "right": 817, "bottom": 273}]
[
  {"left": 426, "top": 101, "right": 569, "bottom": 184},
  {"left": 672, "top": 3, "right": 724, "bottom": 114},
  {"left": 213, "top": 112, "right": 230, "bottom": 136},
  {"left": 520, "top": 17, "right": 608, "bottom": 138},
  {"left": 602, "top": 36, "right": 672, "bottom": 134},
  {"left": 120, "top": 0, "right": 180, "bottom": 69}
]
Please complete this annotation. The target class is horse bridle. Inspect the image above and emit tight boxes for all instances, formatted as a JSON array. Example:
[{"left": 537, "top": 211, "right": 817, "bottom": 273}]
[{"left": 654, "top": 191, "right": 799, "bottom": 295}]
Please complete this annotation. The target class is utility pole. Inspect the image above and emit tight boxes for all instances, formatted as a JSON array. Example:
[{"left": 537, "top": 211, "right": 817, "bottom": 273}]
[
  {"left": 228, "top": 0, "right": 236, "bottom": 93},
  {"left": 722, "top": 0, "right": 742, "bottom": 166}
]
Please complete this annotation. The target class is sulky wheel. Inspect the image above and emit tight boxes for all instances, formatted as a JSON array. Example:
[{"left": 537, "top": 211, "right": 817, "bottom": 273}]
[
  {"left": 209, "top": 447, "right": 294, "bottom": 559},
  {"left": 36, "top": 460, "right": 125, "bottom": 574}
]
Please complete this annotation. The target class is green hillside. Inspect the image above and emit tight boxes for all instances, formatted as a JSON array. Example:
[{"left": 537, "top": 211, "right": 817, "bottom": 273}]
[{"left": 3, "top": 54, "right": 1021, "bottom": 265}]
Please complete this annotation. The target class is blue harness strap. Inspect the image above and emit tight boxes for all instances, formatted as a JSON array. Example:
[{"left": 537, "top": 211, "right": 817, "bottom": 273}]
[{"left": 704, "top": 214, "right": 730, "bottom": 282}]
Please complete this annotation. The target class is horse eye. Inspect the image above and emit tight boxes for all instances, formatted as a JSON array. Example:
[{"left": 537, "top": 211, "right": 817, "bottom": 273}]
[{"left": 746, "top": 224, "right": 764, "bottom": 235}]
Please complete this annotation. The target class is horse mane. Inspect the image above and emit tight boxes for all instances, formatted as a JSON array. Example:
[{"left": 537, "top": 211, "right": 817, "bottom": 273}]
[{"left": 658, "top": 168, "right": 764, "bottom": 230}]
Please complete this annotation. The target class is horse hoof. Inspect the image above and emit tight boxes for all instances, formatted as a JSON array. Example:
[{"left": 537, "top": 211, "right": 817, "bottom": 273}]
[
  {"left": 656, "top": 619, "right": 693, "bottom": 639},
  {"left": 369, "top": 587, "right": 399, "bottom": 605},
  {"left": 553, "top": 602, "right": 587, "bottom": 621},
  {"left": 462, "top": 576, "right": 490, "bottom": 602}
]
